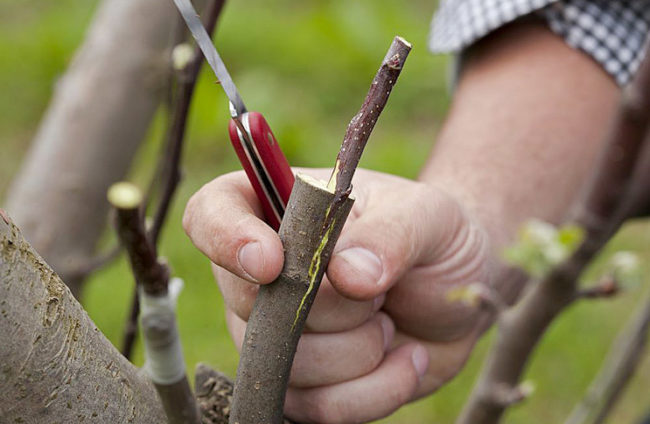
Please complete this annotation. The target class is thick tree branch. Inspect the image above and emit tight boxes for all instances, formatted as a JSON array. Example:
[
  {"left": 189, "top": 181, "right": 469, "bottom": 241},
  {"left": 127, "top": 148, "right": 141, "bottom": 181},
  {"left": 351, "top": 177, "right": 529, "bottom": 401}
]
[
  {"left": 564, "top": 288, "right": 650, "bottom": 424},
  {"left": 230, "top": 36, "right": 411, "bottom": 423},
  {"left": 0, "top": 210, "right": 166, "bottom": 423},
  {"left": 457, "top": 39, "right": 650, "bottom": 424},
  {"left": 230, "top": 175, "right": 354, "bottom": 423},
  {"left": 4, "top": 0, "right": 205, "bottom": 296}
]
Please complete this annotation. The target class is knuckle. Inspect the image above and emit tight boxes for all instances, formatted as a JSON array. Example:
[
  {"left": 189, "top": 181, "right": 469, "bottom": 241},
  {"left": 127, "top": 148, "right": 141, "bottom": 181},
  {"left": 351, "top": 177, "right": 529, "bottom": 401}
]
[
  {"left": 182, "top": 192, "right": 200, "bottom": 235},
  {"left": 365, "top": 320, "right": 387, "bottom": 368},
  {"left": 305, "top": 393, "right": 342, "bottom": 424}
]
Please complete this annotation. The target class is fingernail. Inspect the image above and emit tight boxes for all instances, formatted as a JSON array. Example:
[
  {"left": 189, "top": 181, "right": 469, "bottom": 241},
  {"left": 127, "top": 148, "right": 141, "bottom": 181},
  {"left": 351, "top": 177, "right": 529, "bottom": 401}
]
[
  {"left": 336, "top": 247, "right": 383, "bottom": 285},
  {"left": 237, "top": 242, "right": 263, "bottom": 282},
  {"left": 379, "top": 314, "right": 394, "bottom": 351},
  {"left": 411, "top": 345, "right": 429, "bottom": 379}
]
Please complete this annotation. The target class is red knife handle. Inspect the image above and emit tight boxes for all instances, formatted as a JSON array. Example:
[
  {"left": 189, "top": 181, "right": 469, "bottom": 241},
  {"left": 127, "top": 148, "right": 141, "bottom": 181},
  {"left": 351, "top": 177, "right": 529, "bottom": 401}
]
[{"left": 228, "top": 112, "right": 295, "bottom": 231}]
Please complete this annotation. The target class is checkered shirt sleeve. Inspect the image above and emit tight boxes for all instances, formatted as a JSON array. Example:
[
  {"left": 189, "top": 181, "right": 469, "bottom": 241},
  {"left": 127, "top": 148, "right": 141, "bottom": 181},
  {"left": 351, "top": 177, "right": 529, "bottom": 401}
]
[{"left": 429, "top": 0, "right": 650, "bottom": 86}]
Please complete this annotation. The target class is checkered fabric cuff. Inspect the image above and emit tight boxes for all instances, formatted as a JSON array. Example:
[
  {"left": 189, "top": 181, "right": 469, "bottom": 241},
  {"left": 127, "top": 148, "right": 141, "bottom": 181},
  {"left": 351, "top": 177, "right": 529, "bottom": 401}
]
[{"left": 429, "top": 0, "right": 650, "bottom": 86}]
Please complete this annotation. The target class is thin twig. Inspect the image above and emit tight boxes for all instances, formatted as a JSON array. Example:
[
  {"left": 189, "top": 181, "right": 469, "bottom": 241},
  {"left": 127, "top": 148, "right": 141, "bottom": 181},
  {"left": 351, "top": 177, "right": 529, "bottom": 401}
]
[
  {"left": 575, "top": 275, "right": 620, "bottom": 300},
  {"left": 564, "top": 289, "right": 650, "bottom": 424},
  {"left": 457, "top": 38, "right": 650, "bottom": 424},
  {"left": 121, "top": 0, "right": 226, "bottom": 359},
  {"left": 321, "top": 35, "right": 410, "bottom": 232},
  {"left": 65, "top": 243, "right": 123, "bottom": 282},
  {"left": 327, "top": 36, "right": 411, "bottom": 197},
  {"left": 149, "top": 0, "right": 226, "bottom": 247}
]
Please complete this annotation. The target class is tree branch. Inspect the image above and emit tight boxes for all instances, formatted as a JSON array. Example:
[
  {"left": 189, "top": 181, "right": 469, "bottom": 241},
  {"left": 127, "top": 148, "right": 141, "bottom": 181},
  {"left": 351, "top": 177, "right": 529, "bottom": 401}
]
[
  {"left": 327, "top": 36, "right": 411, "bottom": 196},
  {"left": 457, "top": 39, "right": 650, "bottom": 424},
  {"left": 109, "top": 183, "right": 199, "bottom": 424},
  {"left": 230, "top": 36, "right": 411, "bottom": 423},
  {"left": 121, "top": 0, "right": 227, "bottom": 359},
  {"left": 0, "top": 210, "right": 166, "bottom": 423},
  {"left": 574, "top": 275, "right": 620, "bottom": 300},
  {"left": 564, "top": 288, "right": 650, "bottom": 424},
  {"left": 149, "top": 0, "right": 227, "bottom": 247},
  {"left": 4, "top": 0, "right": 206, "bottom": 297},
  {"left": 230, "top": 175, "right": 354, "bottom": 423}
]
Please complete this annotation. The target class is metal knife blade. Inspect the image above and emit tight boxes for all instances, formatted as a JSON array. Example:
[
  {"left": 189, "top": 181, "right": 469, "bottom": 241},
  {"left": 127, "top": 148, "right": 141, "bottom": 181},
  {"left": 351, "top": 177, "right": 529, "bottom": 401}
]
[{"left": 172, "top": 0, "right": 247, "bottom": 116}]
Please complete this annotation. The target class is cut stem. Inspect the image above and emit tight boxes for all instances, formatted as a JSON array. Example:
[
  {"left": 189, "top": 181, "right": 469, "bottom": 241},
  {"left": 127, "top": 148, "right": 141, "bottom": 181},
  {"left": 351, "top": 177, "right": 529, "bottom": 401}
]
[
  {"left": 109, "top": 182, "right": 199, "bottom": 424},
  {"left": 327, "top": 36, "right": 411, "bottom": 196}
]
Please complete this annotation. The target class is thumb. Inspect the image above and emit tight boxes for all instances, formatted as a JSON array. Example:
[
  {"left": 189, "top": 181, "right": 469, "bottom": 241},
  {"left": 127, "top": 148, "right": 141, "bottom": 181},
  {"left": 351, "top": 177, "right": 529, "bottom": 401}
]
[{"left": 327, "top": 182, "right": 466, "bottom": 300}]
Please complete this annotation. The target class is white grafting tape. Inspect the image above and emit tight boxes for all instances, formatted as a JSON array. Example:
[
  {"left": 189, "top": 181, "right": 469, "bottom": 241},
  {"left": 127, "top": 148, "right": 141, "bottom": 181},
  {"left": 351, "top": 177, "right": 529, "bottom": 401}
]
[{"left": 140, "top": 277, "right": 186, "bottom": 385}]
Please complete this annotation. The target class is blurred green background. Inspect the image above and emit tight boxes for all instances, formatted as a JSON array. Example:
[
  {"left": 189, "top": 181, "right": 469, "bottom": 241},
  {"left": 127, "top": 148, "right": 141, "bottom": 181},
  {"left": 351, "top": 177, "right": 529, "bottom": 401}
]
[{"left": 2, "top": 0, "right": 650, "bottom": 422}]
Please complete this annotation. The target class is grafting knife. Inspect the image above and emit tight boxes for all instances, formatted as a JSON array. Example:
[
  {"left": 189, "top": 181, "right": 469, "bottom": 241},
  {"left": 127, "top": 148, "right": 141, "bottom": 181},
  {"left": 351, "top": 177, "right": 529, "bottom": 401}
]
[{"left": 173, "top": 0, "right": 295, "bottom": 230}]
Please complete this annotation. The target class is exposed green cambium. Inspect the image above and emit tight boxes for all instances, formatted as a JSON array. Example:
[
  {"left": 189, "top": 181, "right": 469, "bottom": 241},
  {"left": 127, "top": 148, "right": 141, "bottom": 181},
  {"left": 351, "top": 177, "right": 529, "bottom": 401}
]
[{"left": 292, "top": 217, "right": 336, "bottom": 331}]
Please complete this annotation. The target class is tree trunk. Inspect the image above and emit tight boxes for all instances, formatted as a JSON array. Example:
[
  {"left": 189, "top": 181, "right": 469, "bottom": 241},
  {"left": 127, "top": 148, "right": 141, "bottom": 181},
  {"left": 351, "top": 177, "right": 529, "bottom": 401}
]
[
  {"left": 0, "top": 210, "right": 166, "bottom": 423},
  {"left": 5, "top": 0, "right": 203, "bottom": 297}
]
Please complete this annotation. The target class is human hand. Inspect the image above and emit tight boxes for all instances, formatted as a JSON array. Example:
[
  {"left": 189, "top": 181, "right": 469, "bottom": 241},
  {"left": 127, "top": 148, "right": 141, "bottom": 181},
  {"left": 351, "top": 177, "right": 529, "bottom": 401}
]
[{"left": 183, "top": 168, "right": 491, "bottom": 423}]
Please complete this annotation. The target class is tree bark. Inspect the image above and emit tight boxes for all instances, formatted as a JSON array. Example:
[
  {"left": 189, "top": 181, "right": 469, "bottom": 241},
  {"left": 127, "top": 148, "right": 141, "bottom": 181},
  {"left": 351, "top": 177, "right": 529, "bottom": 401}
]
[
  {"left": 5, "top": 0, "right": 204, "bottom": 297},
  {"left": 0, "top": 210, "right": 166, "bottom": 423},
  {"left": 564, "top": 288, "right": 650, "bottom": 424},
  {"left": 230, "top": 175, "right": 354, "bottom": 424}
]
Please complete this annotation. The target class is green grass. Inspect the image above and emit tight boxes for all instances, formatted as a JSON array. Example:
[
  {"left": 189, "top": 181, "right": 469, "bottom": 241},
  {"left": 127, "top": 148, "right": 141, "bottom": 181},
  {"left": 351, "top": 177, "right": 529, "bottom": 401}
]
[{"left": 2, "top": 1, "right": 650, "bottom": 423}]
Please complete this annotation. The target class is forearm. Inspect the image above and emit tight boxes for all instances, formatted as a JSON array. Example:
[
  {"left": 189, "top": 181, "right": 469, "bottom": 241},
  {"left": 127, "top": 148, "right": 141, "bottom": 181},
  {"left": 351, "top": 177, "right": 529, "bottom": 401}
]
[{"left": 421, "top": 21, "right": 619, "bottom": 250}]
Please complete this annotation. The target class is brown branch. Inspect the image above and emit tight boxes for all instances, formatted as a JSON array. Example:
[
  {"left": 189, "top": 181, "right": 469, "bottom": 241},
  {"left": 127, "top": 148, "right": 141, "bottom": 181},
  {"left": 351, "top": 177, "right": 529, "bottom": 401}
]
[
  {"left": 57, "top": 242, "right": 124, "bottom": 283},
  {"left": 575, "top": 275, "right": 620, "bottom": 300},
  {"left": 229, "top": 36, "right": 411, "bottom": 423},
  {"left": 487, "top": 382, "right": 535, "bottom": 408},
  {"left": 120, "top": 291, "right": 141, "bottom": 357},
  {"left": 109, "top": 183, "right": 169, "bottom": 296},
  {"left": 229, "top": 175, "right": 355, "bottom": 423},
  {"left": 149, "top": 0, "right": 226, "bottom": 247},
  {"left": 564, "top": 289, "right": 650, "bottom": 424},
  {"left": 121, "top": 0, "right": 226, "bottom": 359},
  {"left": 108, "top": 183, "right": 199, "bottom": 424},
  {"left": 327, "top": 36, "right": 411, "bottom": 197},
  {"left": 457, "top": 39, "right": 650, "bottom": 424}
]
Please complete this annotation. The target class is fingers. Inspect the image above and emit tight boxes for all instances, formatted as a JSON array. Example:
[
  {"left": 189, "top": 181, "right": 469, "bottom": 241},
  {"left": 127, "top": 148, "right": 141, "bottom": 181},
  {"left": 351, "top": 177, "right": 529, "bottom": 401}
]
[
  {"left": 227, "top": 311, "right": 395, "bottom": 389},
  {"left": 328, "top": 177, "right": 466, "bottom": 300},
  {"left": 284, "top": 343, "right": 428, "bottom": 424},
  {"left": 393, "top": 331, "right": 479, "bottom": 399},
  {"left": 183, "top": 171, "right": 284, "bottom": 283},
  {"left": 218, "top": 263, "right": 381, "bottom": 333}
]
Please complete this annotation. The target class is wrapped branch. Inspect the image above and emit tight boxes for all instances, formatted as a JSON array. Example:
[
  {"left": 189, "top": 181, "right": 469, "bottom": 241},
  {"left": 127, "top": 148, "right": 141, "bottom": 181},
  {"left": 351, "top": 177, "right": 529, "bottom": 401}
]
[
  {"left": 108, "top": 183, "right": 199, "bottom": 424},
  {"left": 457, "top": 39, "right": 650, "bottom": 424},
  {"left": 229, "top": 36, "right": 411, "bottom": 423}
]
